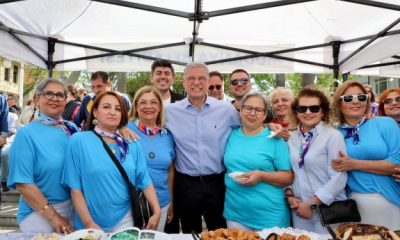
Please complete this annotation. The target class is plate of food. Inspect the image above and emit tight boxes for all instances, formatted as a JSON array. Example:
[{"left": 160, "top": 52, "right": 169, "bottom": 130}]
[
  {"left": 61, "top": 228, "right": 107, "bottom": 240},
  {"left": 228, "top": 171, "right": 249, "bottom": 183},
  {"left": 335, "top": 223, "right": 400, "bottom": 240},
  {"left": 31, "top": 233, "right": 62, "bottom": 240},
  {"left": 258, "top": 227, "right": 318, "bottom": 240},
  {"left": 201, "top": 228, "right": 261, "bottom": 240}
]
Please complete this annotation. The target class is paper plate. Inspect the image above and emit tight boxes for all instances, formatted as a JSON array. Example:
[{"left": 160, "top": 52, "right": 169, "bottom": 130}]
[
  {"left": 62, "top": 228, "right": 107, "bottom": 240},
  {"left": 228, "top": 171, "right": 249, "bottom": 183}
]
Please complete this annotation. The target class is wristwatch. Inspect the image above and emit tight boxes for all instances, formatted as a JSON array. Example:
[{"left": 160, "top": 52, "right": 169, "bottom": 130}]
[{"left": 309, "top": 202, "right": 318, "bottom": 211}]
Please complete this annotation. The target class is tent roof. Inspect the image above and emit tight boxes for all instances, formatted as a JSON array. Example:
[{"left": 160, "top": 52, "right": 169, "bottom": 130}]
[{"left": 1, "top": 0, "right": 400, "bottom": 75}]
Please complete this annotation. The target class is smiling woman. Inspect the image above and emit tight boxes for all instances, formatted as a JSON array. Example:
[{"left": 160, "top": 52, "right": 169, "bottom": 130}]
[{"left": 331, "top": 80, "right": 400, "bottom": 230}]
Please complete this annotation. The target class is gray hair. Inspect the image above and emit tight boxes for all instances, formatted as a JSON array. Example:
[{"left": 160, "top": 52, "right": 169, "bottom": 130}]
[
  {"left": 35, "top": 78, "right": 67, "bottom": 95},
  {"left": 183, "top": 62, "right": 209, "bottom": 78},
  {"left": 240, "top": 91, "right": 269, "bottom": 110}
]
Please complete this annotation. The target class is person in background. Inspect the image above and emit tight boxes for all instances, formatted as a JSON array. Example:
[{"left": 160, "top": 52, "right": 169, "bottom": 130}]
[
  {"left": 0, "top": 111, "right": 18, "bottom": 192},
  {"left": 229, "top": 69, "right": 252, "bottom": 111},
  {"left": 8, "top": 78, "right": 77, "bottom": 234},
  {"left": 223, "top": 92, "right": 293, "bottom": 230},
  {"left": 17, "top": 98, "right": 36, "bottom": 128},
  {"left": 150, "top": 59, "right": 184, "bottom": 106},
  {"left": 77, "top": 89, "right": 88, "bottom": 102},
  {"left": 207, "top": 71, "right": 233, "bottom": 102},
  {"left": 332, "top": 80, "right": 400, "bottom": 230},
  {"left": 63, "top": 91, "right": 160, "bottom": 232},
  {"left": 7, "top": 94, "right": 21, "bottom": 116},
  {"left": 128, "top": 86, "right": 175, "bottom": 232},
  {"left": 73, "top": 71, "right": 131, "bottom": 129},
  {"left": 378, "top": 87, "right": 400, "bottom": 126},
  {"left": 286, "top": 87, "right": 347, "bottom": 234},
  {"left": 62, "top": 84, "right": 81, "bottom": 121},
  {"left": 364, "top": 85, "right": 378, "bottom": 117},
  {"left": 269, "top": 87, "right": 294, "bottom": 140}
]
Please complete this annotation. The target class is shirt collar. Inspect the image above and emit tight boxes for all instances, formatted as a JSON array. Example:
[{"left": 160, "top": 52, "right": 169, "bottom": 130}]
[
  {"left": 183, "top": 95, "right": 212, "bottom": 109},
  {"left": 297, "top": 121, "right": 324, "bottom": 137}
]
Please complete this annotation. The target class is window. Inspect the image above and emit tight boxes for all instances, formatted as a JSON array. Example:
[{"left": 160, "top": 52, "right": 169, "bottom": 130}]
[
  {"left": 13, "top": 65, "right": 18, "bottom": 84},
  {"left": 374, "top": 78, "right": 388, "bottom": 95},
  {"left": 4, "top": 68, "right": 10, "bottom": 82}
]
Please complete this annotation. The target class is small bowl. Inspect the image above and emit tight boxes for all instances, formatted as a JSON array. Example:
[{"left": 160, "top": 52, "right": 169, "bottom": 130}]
[{"left": 228, "top": 171, "right": 249, "bottom": 182}]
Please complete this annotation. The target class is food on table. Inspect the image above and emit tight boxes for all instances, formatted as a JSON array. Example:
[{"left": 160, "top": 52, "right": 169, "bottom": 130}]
[
  {"left": 336, "top": 224, "right": 400, "bottom": 240},
  {"left": 201, "top": 228, "right": 261, "bottom": 240},
  {"left": 33, "top": 233, "right": 61, "bottom": 240},
  {"left": 266, "top": 232, "right": 311, "bottom": 240}
]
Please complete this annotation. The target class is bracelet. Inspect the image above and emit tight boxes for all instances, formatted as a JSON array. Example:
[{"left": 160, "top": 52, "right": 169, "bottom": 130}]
[{"left": 38, "top": 203, "right": 50, "bottom": 214}]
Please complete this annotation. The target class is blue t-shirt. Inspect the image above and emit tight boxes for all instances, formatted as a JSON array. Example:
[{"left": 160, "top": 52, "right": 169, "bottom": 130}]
[
  {"left": 128, "top": 121, "right": 175, "bottom": 208},
  {"left": 223, "top": 127, "right": 292, "bottom": 230},
  {"left": 338, "top": 117, "right": 400, "bottom": 207},
  {"left": 62, "top": 131, "right": 152, "bottom": 231},
  {"left": 8, "top": 121, "right": 71, "bottom": 223}
]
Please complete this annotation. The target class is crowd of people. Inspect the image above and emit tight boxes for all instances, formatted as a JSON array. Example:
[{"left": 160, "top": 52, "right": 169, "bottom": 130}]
[{"left": 2, "top": 59, "right": 400, "bottom": 235}]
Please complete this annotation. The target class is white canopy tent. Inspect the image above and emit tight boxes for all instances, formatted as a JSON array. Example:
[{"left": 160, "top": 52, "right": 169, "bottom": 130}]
[{"left": 1, "top": 0, "right": 400, "bottom": 78}]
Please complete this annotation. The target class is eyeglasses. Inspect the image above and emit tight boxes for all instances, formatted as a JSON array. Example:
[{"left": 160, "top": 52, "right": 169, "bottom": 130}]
[
  {"left": 38, "top": 91, "right": 66, "bottom": 101},
  {"left": 296, "top": 105, "right": 321, "bottom": 113},
  {"left": 230, "top": 78, "right": 249, "bottom": 86},
  {"left": 383, "top": 96, "right": 400, "bottom": 105},
  {"left": 241, "top": 105, "right": 265, "bottom": 115},
  {"left": 208, "top": 84, "right": 222, "bottom": 91},
  {"left": 340, "top": 94, "right": 368, "bottom": 103}
]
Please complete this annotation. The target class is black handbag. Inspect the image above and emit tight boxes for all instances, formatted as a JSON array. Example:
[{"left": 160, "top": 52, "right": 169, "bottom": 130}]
[
  {"left": 317, "top": 199, "right": 361, "bottom": 238},
  {"left": 93, "top": 131, "right": 152, "bottom": 229}
]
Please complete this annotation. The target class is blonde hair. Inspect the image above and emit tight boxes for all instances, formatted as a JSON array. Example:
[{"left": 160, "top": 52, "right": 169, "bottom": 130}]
[
  {"left": 129, "top": 86, "right": 166, "bottom": 127},
  {"left": 269, "top": 87, "right": 294, "bottom": 103},
  {"left": 332, "top": 80, "right": 370, "bottom": 124}
]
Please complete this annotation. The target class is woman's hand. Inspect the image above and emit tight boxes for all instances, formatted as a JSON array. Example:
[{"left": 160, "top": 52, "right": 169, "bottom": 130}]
[
  {"left": 296, "top": 202, "right": 313, "bottom": 219},
  {"left": 167, "top": 203, "right": 174, "bottom": 223},
  {"left": 287, "top": 197, "right": 301, "bottom": 210},
  {"left": 332, "top": 151, "right": 355, "bottom": 172},
  {"left": 120, "top": 127, "right": 139, "bottom": 142},
  {"left": 393, "top": 167, "right": 400, "bottom": 182},
  {"left": 83, "top": 220, "right": 102, "bottom": 231},
  {"left": 239, "top": 170, "right": 261, "bottom": 185},
  {"left": 145, "top": 212, "right": 161, "bottom": 230},
  {"left": 275, "top": 129, "right": 290, "bottom": 141},
  {"left": 49, "top": 213, "right": 74, "bottom": 234}
]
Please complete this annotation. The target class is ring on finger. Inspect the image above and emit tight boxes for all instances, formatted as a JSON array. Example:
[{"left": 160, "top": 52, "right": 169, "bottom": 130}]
[{"left": 62, "top": 226, "right": 67, "bottom": 230}]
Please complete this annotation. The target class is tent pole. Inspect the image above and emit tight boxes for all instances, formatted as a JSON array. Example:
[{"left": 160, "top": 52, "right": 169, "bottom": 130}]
[
  {"left": 332, "top": 41, "right": 341, "bottom": 89},
  {"left": 47, "top": 38, "right": 56, "bottom": 77}
]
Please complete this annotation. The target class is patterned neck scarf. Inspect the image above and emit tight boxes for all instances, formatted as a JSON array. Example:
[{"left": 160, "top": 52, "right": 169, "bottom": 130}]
[
  {"left": 94, "top": 126, "right": 129, "bottom": 162},
  {"left": 339, "top": 117, "right": 368, "bottom": 145},
  {"left": 37, "top": 112, "right": 78, "bottom": 136},
  {"left": 135, "top": 119, "right": 167, "bottom": 136},
  {"left": 298, "top": 126, "right": 317, "bottom": 168}
]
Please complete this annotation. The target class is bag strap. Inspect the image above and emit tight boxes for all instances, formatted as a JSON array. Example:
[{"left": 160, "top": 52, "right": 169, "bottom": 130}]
[{"left": 92, "top": 130, "right": 135, "bottom": 192}]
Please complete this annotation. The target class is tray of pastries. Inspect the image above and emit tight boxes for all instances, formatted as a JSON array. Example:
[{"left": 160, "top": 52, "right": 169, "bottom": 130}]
[
  {"left": 200, "top": 228, "right": 261, "bottom": 240},
  {"left": 336, "top": 224, "right": 400, "bottom": 240}
]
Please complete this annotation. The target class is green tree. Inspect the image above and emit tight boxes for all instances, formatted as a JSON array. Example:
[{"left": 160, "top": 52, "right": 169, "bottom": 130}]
[
  {"left": 251, "top": 73, "right": 276, "bottom": 94},
  {"left": 285, "top": 73, "right": 303, "bottom": 95},
  {"left": 125, "top": 72, "right": 151, "bottom": 98}
]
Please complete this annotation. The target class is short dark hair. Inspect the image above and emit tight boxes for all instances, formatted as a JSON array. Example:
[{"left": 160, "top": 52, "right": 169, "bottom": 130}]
[
  {"left": 91, "top": 71, "right": 109, "bottom": 83},
  {"left": 87, "top": 91, "right": 128, "bottom": 130},
  {"left": 7, "top": 94, "right": 17, "bottom": 101},
  {"left": 209, "top": 71, "right": 224, "bottom": 81},
  {"left": 151, "top": 59, "right": 175, "bottom": 76},
  {"left": 229, "top": 69, "right": 249, "bottom": 79}
]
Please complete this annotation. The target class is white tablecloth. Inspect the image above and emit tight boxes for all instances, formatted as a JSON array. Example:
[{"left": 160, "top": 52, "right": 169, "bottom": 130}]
[{"left": 0, "top": 233, "right": 193, "bottom": 240}]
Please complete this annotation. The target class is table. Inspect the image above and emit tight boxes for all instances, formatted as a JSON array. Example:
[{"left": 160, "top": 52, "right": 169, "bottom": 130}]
[{"left": 0, "top": 233, "right": 193, "bottom": 240}]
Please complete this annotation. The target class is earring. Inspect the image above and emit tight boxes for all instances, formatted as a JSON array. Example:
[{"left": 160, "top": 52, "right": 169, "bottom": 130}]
[{"left": 92, "top": 118, "right": 98, "bottom": 125}]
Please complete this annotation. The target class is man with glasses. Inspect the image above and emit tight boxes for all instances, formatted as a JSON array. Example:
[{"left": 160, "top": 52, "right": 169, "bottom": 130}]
[
  {"left": 207, "top": 71, "right": 233, "bottom": 102},
  {"left": 150, "top": 59, "right": 184, "bottom": 106},
  {"left": 73, "top": 71, "right": 131, "bottom": 129},
  {"left": 166, "top": 62, "right": 240, "bottom": 234},
  {"left": 229, "top": 69, "right": 252, "bottom": 111}
]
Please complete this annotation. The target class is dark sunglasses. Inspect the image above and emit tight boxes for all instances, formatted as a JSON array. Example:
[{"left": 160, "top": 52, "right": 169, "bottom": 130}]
[
  {"left": 383, "top": 96, "right": 400, "bottom": 105},
  {"left": 208, "top": 84, "right": 222, "bottom": 91},
  {"left": 230, "top": 78, "right": 249, "bottom": 86},
  {"left": 296, "top": 105, "right": 321, "bottom": 113},
  {"left": 340, "top": 94, "right": 368, "bottom": 103}
]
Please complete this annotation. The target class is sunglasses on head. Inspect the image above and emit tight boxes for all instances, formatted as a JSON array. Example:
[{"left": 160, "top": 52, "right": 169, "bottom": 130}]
[
  {"left": 208, "top": 84, "right": 222, "bottom": 91},
  {"left": 230, "top": 78, "right": 249, "bottom": 86},
  {"left": 296, "top": 105, "right": 321, "bottom": 113},
  {"left": 383, "top": 96, "right": 400, "bottom": 105},
  {"left": 340, "top": 94, "right": 368, "bottom": 103}
]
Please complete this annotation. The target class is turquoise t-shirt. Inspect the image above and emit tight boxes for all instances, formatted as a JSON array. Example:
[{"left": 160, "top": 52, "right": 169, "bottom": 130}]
[
  {"left": 128, "top": 121, "right": 175, "bottom": 208},
  {"left": 8, "top": 121, "right": 72, "bottom": 223},
  {"left": 223, "top": 127, "right": 291, "bottom": 230},
  {"left": 62, "top": 131, "right": 152, "bottom": 231},
  {"left": 338, "top": 117, "right": 400, "bottom": 207}
]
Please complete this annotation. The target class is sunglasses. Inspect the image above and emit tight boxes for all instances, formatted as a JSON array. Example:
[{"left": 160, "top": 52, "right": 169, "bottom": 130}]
[
  {"left": 208, "top": 84, "right": 222, "bottom": 91},
  {"left": 230, "top": 78, "right": 249, "bottom": 86},
  {"left": 383, "top": 96, "right": 400, "bottom": 105},
  {"left": 296, "top": 105, "right": 321, "bottom": 113},
  {"left": 340, "top": 94, "right": 368, "bottom": 103}
]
